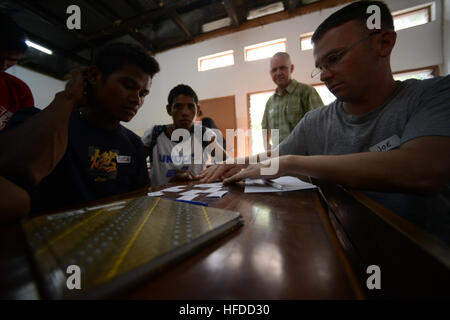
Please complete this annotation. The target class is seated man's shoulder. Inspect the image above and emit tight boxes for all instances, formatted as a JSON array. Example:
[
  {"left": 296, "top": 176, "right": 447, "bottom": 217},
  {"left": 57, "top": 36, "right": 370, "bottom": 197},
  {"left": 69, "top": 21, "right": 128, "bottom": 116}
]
[
  {"left": 401, "top": 75, "right": 450, "bottom": 93},
  {"left": 141, "top": 124, "right": 170, "bottom": 147},
  {"left": 304, "top": 100, "right": 336, "bottom": 118}
]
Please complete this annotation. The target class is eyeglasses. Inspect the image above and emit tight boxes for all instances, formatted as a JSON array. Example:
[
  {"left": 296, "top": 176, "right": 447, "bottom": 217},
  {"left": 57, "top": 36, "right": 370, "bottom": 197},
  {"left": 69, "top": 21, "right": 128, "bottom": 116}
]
[{"left": 311, "top": 31, "right": 381, "bottom": 78}]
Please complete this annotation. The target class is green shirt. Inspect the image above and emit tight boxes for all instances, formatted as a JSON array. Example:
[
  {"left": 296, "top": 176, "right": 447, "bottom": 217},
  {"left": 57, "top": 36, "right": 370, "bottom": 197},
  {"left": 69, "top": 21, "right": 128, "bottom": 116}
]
[{"left": 261, "top": 79, "right": 324, "bottom": 146}]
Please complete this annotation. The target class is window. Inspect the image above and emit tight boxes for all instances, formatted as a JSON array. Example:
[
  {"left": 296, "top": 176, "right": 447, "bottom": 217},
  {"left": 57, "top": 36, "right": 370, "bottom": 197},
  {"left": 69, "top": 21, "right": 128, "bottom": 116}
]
[
  {"left": 393, "top": 3, "right": 433, "bottom": 31},
  {"left": 247, "top": 90, "right": 275, "bottom": 155},
  {"left": 312, "top": 84, "right": 336, "bottom": 105},
  {"left": 300, "top": 33, "right": 313, "bottom": 51},
  {"left": 244, "top": 38, "right": 286, "bottom": 62},
  {"left": 393, "top": 66, "right": 438, "bottom": 81},
  {"left": 198, "top": 50, "right": 234, "bottom": 72}
]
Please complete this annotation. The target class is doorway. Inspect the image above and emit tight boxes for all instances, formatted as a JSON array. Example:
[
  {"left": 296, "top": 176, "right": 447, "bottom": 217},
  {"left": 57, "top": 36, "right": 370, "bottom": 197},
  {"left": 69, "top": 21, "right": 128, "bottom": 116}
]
[
  {"left": 247, "top": 90, "right": 274, "bottom": 155},
  {"left": 199, "top": 95, "right": 238, "bottom": 157}
]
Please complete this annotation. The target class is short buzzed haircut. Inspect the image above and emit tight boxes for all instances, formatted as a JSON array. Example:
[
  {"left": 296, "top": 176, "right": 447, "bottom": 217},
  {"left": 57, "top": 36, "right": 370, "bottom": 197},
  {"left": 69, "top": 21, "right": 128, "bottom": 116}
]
[
  {"left": 312, "top": 1, "right": 394, "bottom": 43},
  {"left": 168, "top": 84, "right": 198, "bottom": 106},
  {"left": 272, "top": 52, "right": 291, "bottom": 60},
  {"left": 94, "top": 42, "right": 160, "bottom": 80},
  {"left": 0, "top": 13, "right": 28, "bottom": 53}
]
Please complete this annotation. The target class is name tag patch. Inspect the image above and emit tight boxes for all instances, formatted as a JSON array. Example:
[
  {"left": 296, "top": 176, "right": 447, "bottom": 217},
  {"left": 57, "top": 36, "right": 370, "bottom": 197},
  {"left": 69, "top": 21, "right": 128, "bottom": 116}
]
[
  {"left": 116, "top": 155, "right": 131, "bottom": 164},
  {"left": 369, "top": 135, "right": 400, "bottom": 152}
]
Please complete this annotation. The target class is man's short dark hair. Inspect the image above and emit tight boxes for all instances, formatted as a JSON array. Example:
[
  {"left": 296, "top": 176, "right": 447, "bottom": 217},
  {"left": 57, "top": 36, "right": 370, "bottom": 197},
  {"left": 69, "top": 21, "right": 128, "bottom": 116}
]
[
  {"left": 167, "top": 84, "right": 199, "bottom": 106},
  {"left": 312, "top": 1, "right": 394, "bottom": 43},
  {"left": 93, "top": 42, "right": 160, "bottom": 80},
  {"left": 0, "top": 13, "right": 28, "bottom": 53}
]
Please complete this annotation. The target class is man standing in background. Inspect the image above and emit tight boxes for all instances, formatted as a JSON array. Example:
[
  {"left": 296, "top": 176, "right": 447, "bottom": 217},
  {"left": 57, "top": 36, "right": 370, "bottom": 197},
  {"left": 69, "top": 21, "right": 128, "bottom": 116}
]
[
  {"left": 262, "top": 52, "right": 323, "bottom": 149},
  {"left": 0, "top": 13, "right": 34, "bottom": 131}
]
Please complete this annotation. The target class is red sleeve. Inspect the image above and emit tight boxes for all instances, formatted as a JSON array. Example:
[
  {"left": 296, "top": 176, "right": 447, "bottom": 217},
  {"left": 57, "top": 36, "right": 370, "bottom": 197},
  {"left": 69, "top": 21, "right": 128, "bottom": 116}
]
[{"left": 18, "top": 81, "right": 34, "bottom": 109}]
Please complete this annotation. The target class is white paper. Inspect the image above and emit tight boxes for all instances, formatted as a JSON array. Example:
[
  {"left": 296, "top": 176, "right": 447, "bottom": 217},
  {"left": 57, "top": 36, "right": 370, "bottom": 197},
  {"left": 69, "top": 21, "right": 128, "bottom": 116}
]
[
  {"left": 196, "top": 187, "right": 223, "bottom": 193},
  {"left": 177, "top": 194, "right": 199, "bottom": 201},
  {"left": 147, "top": 191, "right": 165, "bottom": 197},
  {"left": 162, "top": 186, "right": 186, "bottom": 192},
  {"left": 206, "top": 190, "right": 229, "bottom": 198},
  {"left": 179, "top": 190, "right": 203, "bottom": 196},
  {"left": 244, "top": 176, "right": 317, "bottom": 193},
  {"left": 194, "top": 182, "right": 223, "bottom": 188}
]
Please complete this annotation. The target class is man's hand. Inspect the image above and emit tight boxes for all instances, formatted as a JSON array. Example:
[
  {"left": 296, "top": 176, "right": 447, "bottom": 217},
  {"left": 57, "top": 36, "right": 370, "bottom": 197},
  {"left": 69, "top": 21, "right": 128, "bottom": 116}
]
[
  {"left": 222, "top": 157, "right": 288, "bottom": 184},
  {"left": 197, "top": 163, "right": 244, "bottom": 183},
  {"left": 60, "top": 67, "right": 88, "bottom": 108},
  {"left": 169, "top": 170, "right": 196, "bottom": 182}
]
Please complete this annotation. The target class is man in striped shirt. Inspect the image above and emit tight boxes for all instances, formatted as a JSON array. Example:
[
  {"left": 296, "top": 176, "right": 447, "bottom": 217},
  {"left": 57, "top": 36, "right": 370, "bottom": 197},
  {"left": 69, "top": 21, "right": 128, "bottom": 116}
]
[{"left": 262, "top": 52, "right": 323, "bottom": 149}]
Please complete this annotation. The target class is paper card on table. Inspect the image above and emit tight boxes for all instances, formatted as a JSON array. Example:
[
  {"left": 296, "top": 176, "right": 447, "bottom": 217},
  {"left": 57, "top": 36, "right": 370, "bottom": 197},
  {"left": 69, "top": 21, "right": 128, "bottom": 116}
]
[
  {"left": 244, "top": 176, "right": 317, "bottom": 193},
  {"left": 179, "top": 190, "right": 203, "bottom": 196},
  {"left": 206, "top": 191, "right": 228, "bottom": 198},
  {"left": 147, "top": 191, "right": 164, "bottom": 197},
  {"left": 194, "top": 182, "right": 223, "bottom": 188},
  {"left": 162, "top": 186, "right": 186, "bottom": 192},
  {"left": 197, "top": 187, "right": 223, "bottom": 193},
  {"left": 177, "top": 194, "right": 199, "bottom": 201}
]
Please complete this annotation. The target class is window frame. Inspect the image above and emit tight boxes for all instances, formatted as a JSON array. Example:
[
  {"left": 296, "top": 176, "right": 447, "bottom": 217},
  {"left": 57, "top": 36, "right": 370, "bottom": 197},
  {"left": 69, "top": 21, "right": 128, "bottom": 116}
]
[
  {"left": 299, "top": 32, "right": 314, "bottom": 51},
  {"left": 244, "top": 38, "right": 287, "bottom": 62},
  {"left": 198, "top": 50, "right": 235, "bottom": 72},
  {"left": 392, "top": 3, "right": 433, "bottom": 31}
]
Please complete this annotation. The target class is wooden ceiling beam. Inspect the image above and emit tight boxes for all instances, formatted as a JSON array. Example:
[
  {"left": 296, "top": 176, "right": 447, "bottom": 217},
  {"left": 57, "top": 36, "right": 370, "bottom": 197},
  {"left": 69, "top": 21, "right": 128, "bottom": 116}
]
[
  {"left": 222, "top": 0, "right": 239, "bottom": 27},
  {"left": 154, "top": 0, "right": 355, "bottom": 53},
  {"left": 78, "top": 0, "right": 155, "bottom": 51},
  {"left": 86, "top": 0, "right": 200, "bottom": 42},
  {"left": 150, "top": 0, "right": 193, "bottom": 41},
  {"left": 288, "top": 0, "right": 301, "bottom": 13}
]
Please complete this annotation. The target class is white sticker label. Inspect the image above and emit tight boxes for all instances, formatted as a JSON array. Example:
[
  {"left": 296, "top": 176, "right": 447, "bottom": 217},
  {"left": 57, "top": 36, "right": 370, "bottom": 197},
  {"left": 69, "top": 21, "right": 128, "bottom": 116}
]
[
  {"left": 116, "top": 155, "right": 131, "bottom": 163},
  {"left": 369, "top": 135, "right": 400, "bottom": 152}
]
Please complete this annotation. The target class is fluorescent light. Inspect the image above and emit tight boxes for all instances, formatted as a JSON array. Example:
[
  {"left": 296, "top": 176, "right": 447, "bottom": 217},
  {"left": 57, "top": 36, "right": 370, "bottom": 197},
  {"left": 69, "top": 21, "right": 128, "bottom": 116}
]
[
  {"left": 202, "top": 17, "right": 232, "bottom": 33},
  {"left": 25, "top": 40, "right": 53, "bottom": 55},
  {"left": 247, "top": 2, "right": 284, "bottom": 20}
]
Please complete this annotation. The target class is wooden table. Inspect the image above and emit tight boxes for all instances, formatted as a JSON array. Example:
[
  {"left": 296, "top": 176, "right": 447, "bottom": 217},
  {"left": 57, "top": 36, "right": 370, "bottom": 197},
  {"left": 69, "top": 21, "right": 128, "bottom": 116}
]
[{"left": 1, "top": 181, "right": 449, "bottom": 299}]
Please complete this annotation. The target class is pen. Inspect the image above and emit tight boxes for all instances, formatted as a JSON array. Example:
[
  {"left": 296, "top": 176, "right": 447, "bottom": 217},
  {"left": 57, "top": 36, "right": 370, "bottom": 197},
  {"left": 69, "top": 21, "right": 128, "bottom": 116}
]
[
  {"left": 263, "top": 179, "right": 284, "bottom": 190},
  {"left": 165, "top": 198, "right": 209, "bottom": 207}
]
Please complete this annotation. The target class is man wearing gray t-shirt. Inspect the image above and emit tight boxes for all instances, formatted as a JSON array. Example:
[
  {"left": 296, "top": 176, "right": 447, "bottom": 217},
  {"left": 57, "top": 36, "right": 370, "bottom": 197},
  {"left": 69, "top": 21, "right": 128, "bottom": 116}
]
[{"left": 198, "top": 1, "right": 450, "bottom": 244}]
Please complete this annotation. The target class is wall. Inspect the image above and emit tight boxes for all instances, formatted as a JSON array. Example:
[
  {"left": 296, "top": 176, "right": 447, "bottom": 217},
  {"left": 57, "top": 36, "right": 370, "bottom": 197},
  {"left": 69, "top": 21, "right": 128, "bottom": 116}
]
[
  {"left": 6, "top": 65, "right": 65, "bottom": 110},
  {"left": 125, "top": 0, "right": 445, "bottom": 136}
]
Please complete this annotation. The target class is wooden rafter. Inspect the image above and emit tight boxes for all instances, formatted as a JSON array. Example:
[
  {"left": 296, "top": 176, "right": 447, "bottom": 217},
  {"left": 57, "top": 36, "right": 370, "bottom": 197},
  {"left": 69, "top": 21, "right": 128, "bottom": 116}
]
[
  {"left": 222, "top": 0, "right": 239, "bottom": 27},
  {"left": 154, "top": 0, "right": 355, "bottom": 53},
  {"left": 78, "top": 0, "right": 155, "bottom": 51},
  {"left": 150, "top": 0, "right": 193, "bottom": 40},
  {"left": 86, "top": 0, "right": 200, "bottom": 42}
]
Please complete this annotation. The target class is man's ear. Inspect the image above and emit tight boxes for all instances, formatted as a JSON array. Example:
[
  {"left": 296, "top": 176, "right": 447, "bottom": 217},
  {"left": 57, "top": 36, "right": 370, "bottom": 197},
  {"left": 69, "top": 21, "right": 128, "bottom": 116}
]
[
  {"left": 290, "top": 64, "right": 295, "bottom": 73},
  {"left": 377, "top": 29, "right": 397, "bottom": 57},
  {"left": 196, "top": 105, "right": 201, "bottom": 117},
  {"left": 87, "top": 66, "right": 102, "bottom": 85},
  {"left": 166, "top": 104, "right": 172, "bottom": 116}
]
